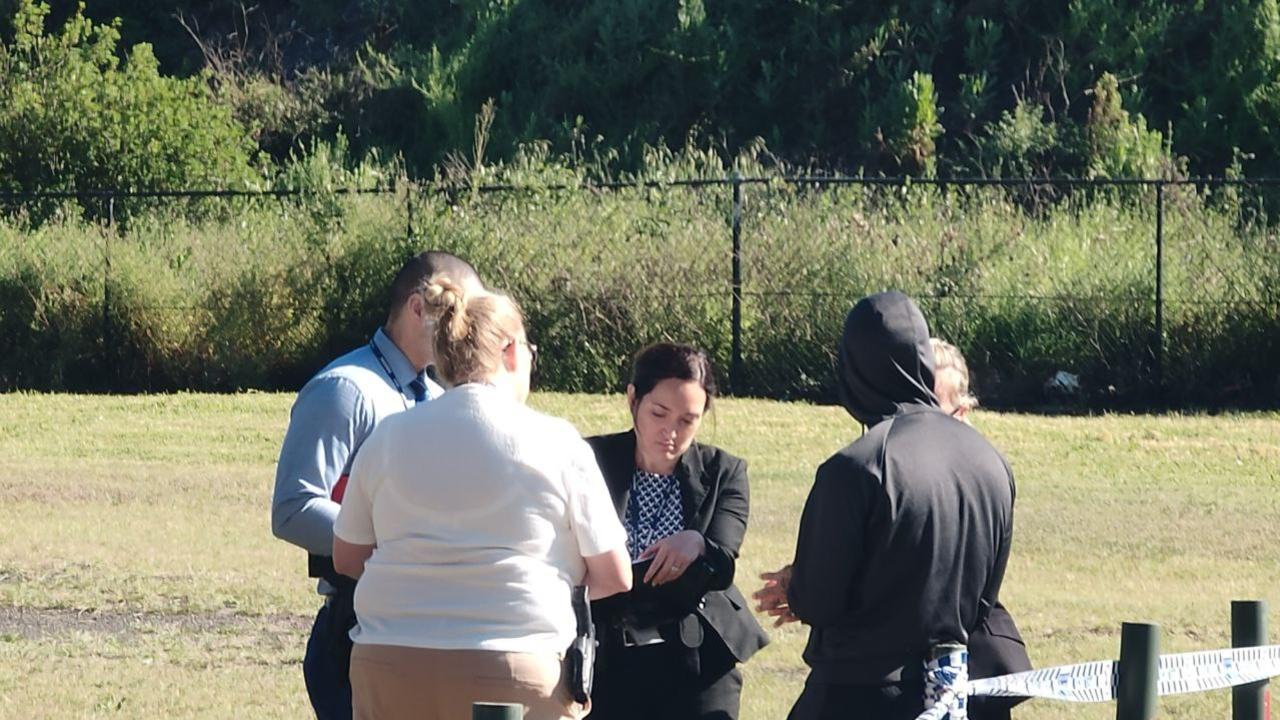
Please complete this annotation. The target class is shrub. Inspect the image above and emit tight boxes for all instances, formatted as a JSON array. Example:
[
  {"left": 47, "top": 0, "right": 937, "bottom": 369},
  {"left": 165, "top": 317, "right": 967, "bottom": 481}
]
[
  {"left": 970, "top": 102, "right": 1061, "bottom": 178},
  {"left": 0, "top": 1, "right": 257, "bottom": 201},
  {"left": 1086, "top": 73, "right": 1171, "bottom": 179}
]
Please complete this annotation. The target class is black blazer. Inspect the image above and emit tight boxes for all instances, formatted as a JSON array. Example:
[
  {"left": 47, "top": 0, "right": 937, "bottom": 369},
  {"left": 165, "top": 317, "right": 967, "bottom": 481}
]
[
  {"left": 586, "top": 430, "right": 769, "bottom": 664},
  {"left": 967, "top": 602, "right": 1032, "bottom": 718}
]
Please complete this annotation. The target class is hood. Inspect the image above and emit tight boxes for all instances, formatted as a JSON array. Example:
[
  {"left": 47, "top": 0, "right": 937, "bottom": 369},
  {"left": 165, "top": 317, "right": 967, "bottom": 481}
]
[{"left": 836, "top": 291, "right": 939, "bottom": 425}]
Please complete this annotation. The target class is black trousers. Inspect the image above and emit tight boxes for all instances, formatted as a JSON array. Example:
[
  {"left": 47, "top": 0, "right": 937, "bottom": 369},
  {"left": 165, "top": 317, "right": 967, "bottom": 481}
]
[
  {"left": 787, "top": 679, "right": 1013, "bottom": 720},
  {"left": 786, "top": 676, "right": 926, "bottom": 720},
  {"left": 303, "top": 588, "right": 356, "bottom": 720},
  {"left": 588, "top": 638, "right": 742, "bottom": 720}
]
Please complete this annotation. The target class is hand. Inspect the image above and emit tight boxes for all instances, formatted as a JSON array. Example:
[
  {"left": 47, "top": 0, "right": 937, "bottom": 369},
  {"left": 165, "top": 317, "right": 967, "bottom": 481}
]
[
  {"left": 753, "top": 564, "right": 799, "bottom": 627},
  {"left": 638, "top": 530, "right": 705, "bottom": 586}
]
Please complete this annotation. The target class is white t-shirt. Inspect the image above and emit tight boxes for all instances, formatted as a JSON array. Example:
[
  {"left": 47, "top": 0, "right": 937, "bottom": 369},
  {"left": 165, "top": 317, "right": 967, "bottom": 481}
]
[{"left": 333, "top": 383, "right": 626, "bottom": 654}]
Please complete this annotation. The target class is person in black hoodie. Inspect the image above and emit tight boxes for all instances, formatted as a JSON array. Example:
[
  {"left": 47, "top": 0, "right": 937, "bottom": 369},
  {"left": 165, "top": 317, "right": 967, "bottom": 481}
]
[{"left": 754, "top": 291, "right": 1016, "bottom": 720}]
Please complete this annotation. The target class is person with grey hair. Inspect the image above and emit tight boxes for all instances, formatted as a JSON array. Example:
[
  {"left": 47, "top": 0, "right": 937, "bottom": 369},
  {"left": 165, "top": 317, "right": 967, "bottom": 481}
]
[
  {"left": 931, "top": 337, "right": 979, "bottom": 422},
  {"left": 271, "top": 250, "right": 483, "bottom": 720},
  {"left": 930, "top": 336, "right": 1032, "bottom": 720}
]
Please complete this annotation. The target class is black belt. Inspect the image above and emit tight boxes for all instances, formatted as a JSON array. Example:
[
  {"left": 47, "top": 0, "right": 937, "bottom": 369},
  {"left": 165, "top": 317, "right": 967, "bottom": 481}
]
[
  {"left": 307, "top": 553, "right": 335, "bottom": 579},
  {"left": 308, "top": 553, "right": 356, "bottom": 593},
  {"left": 606, "top": 620, "right": 669, "bottom": 648},
  {"left": 602, "top": 615, "right": 708, "bottom": 650}
]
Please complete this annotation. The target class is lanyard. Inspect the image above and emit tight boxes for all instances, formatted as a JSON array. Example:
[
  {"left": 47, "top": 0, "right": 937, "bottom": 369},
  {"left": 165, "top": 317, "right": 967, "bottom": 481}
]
[{"left": 369, "top": 338, "right": 411, "bottom": 410}]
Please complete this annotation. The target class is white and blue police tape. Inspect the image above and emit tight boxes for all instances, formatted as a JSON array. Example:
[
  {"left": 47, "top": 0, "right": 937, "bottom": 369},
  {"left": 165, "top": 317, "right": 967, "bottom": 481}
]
[
  {"left": 1153, "top": 645, "right": 1280, "bottom": 696},
  {"left": 970, "top": 644, "right": 1280, "bottom": 701},
  {"left": 915, "top": 644, "right": 1280, "bottom": 719},
  {"left": 966, "top": 658, "right": 1118, "bottom": 703}
]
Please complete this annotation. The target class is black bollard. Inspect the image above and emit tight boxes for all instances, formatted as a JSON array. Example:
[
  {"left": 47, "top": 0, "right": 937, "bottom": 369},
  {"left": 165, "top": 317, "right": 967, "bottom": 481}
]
[
  {"left": 1232, "top": 600, "right": 1270, "bottom": 720},
  {"left": 1116, "top": 622, "right": 1160, "bottom": 720}
]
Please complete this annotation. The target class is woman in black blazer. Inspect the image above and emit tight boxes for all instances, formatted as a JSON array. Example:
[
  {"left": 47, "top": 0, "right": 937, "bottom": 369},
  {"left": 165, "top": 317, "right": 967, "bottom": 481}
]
[{"left": 585, "top": 342, "right": 768, "bottom": 720}]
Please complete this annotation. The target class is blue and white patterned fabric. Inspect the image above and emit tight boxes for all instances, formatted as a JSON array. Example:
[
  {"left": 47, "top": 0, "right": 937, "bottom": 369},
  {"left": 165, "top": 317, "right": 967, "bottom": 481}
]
[
  {"left": 918, "top": 645, "right": 969, "bottom": 720},
  {"left": 625, "top": 469, "right": 685, "bottom": 560}
]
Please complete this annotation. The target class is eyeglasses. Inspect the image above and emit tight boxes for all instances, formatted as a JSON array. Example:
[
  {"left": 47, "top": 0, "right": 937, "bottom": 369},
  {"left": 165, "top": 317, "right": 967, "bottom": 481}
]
[{"left": 524, "top": 339, "right": 538, "bottom": 371}]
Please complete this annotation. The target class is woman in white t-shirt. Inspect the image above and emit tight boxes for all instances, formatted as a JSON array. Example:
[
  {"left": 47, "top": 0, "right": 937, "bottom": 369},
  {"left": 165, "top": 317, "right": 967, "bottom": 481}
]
[{"left": 332, "top": 278, "right": 632, "bottom": 720}]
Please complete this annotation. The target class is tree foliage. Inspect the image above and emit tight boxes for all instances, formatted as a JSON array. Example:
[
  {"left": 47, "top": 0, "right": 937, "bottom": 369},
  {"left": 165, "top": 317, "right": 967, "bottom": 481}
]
[
  {"left": 0, "top": 1, "right": 256, "bottom": 193},
  {"left": 8, "top": 0, "right": 1280, "bottom": 179}
]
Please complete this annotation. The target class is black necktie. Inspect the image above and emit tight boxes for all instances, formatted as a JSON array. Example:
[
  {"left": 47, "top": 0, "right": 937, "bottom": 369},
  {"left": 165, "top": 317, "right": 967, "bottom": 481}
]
[{"left": 409, "top": 377, "right": 428, "bottom": 403}]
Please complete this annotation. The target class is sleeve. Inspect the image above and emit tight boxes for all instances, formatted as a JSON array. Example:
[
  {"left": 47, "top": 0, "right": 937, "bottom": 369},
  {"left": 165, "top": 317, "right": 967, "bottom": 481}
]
[
  {"left": 332, "top": 425, "right": 384, "bottom": 546},
  {"left": 701, "top": 455, "right": 749, "bottom": 591},
  {"left": 981, "top": 462, "right": 1016, "bottom": 613},
  {"left": 787, "top": 456, "right": 876, "bottom": 627},
  {"left": 271, "top": 375, "right": 375, "bottom": 556},
  {"left": 982, "top": 518, "right": 1012, "bottom": 612},
  {"left": 564, "top": 436, "right": 628, "bottom": 558}
]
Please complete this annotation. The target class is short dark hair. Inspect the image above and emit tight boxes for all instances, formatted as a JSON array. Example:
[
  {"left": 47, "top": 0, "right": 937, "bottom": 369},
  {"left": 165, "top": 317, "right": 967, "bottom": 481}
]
[
  {"left": 629, "top": 342, "right": 717, "bottom": 410},
  {"left": 388, "top": 251, "right": 481, "bottom": 315}
]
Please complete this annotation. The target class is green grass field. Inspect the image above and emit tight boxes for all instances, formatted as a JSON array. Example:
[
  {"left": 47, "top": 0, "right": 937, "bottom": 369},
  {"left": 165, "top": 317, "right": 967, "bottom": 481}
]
[{"left": 0, "top": 392, "right": 1277, "bottom": 719}]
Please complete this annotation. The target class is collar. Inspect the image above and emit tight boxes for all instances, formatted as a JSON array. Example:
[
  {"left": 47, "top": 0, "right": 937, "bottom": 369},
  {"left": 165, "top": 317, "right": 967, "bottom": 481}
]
[
  {"left": 674, "top": 439, "right": 710, "bottom": 522},
  {"left": 425, "top": 364, "right": 445, "bottom": 391},
  {"left": 609, "top": 430, "right": 711, "bottom": 526},
  {"left": 370, "top": 328, "right": 421, "bottom": 391}
]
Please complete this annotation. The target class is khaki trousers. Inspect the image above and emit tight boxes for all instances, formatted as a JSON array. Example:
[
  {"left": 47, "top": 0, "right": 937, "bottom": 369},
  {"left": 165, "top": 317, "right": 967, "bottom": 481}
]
[{"left": 350, "top": 643, "right": 587, "bottom": 720}]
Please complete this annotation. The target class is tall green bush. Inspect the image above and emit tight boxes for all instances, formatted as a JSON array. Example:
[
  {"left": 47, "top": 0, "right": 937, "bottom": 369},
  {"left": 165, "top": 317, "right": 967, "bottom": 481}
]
[
  {"left": 0, "top": 1, "right": 257, "bottom": 197},
  {"left": 1086, "top": 74, "right": 1169, "bottom": 179}
]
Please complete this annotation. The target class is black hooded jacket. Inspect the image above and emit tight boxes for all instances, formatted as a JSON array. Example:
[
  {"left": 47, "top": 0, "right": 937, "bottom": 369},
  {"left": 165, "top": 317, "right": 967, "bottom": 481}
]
[{"left": 786, "top": 291, "right": 1015, "bottom": 684}]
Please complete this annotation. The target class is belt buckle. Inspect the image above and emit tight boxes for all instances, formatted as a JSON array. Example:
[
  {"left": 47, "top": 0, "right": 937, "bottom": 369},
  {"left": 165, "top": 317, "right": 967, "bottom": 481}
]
[{"left": 621, "top": 625, "right": 665, "bottom": 648}]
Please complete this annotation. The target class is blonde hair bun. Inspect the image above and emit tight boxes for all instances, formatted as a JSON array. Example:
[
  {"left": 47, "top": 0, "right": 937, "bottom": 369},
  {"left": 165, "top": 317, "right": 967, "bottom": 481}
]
[
  {"left": 430, "top": 282, "right": 525, "bottom": 387},
  {"left": 423, "top": 276, "right": 471, "bottom": 343}
]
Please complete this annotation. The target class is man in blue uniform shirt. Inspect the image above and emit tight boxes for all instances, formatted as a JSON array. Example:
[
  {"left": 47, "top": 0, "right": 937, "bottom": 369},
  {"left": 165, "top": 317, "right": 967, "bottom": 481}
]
[{"left": 271, "top": 250, "right": 482, "bottom": 719}]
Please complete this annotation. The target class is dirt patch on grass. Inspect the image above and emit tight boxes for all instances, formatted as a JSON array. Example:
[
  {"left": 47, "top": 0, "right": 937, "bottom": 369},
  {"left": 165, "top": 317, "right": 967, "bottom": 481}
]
[{"left": 0, "top": 605, "right": 310, "bottom": 641}]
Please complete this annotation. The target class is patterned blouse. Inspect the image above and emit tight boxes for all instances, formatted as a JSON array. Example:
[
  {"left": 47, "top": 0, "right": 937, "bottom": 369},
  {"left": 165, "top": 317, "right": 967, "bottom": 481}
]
[{"left": 624, "top": 469, "right": 685, "bottom": 561}]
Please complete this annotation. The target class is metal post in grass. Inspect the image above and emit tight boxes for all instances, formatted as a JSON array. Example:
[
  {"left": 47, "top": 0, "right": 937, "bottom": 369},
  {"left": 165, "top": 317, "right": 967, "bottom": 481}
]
[
  {"left": 1232, "top": 600, "right": 1270, "bottom": 720},
  {"left": 102, "top": 195, "right": 115, "bottom": 384},
  {"left": 730, "top": 172, "right": 744, "bottom": 395},
  {"left": 1153, "top": 180, "right": 1165, "bottom": 405},
  {"left": 1116, "top": 621, "right": 1160, "bottom": 720},
  {"left": 472, "top": 702, "right": 522, "bottom": 720}
]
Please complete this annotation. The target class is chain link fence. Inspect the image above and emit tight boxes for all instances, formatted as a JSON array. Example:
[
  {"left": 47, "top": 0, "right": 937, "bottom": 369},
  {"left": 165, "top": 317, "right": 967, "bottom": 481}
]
[
  {"left": 1157, "top": 181, "right": 1280, "bottom": 406},
  {"left": 1, "top": 178, "right": 1277, "bottom": 407}
]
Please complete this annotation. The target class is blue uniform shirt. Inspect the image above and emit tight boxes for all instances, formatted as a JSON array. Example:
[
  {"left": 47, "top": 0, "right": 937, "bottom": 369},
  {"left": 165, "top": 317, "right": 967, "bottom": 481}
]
[{"left": 271, "top": 328, "right": 443, "bottom": 565}]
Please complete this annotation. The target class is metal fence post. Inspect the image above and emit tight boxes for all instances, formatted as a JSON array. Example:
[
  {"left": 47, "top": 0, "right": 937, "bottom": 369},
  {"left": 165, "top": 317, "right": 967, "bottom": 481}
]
[
  {"left": 406, "top": 181, "right": 415, "bottom": 241},
  {"left": 1116, "top": 621, "right": 1160, "bottom": 720},
  {"left": 102, "top": 195, "right": 115, "bottom": 384},
  {"left": 1154, "top": 181, "right": 1165, "bottom": 405},
  {"left": 1232, "top": 600, "right": 1270, "bottom": 720},
  {"left": 730, "top": 173, "right": 744, "bottom": 395}
]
